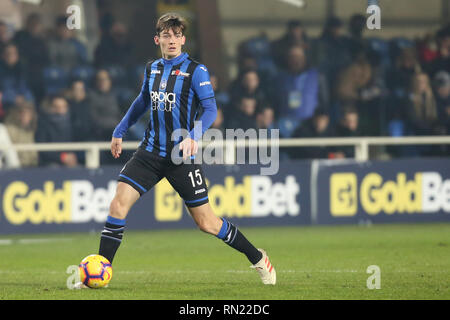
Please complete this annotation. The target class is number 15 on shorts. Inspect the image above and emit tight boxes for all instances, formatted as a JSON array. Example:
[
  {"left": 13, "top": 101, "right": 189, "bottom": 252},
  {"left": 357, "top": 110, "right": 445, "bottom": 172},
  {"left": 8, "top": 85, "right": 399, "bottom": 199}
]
[{"left": 188, "top": 169, "right": 203, "bottom": 187}]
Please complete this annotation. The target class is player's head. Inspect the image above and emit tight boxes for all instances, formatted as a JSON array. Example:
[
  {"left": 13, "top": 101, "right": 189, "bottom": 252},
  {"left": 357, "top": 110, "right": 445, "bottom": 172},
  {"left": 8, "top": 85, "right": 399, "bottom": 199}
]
[{"left": 154, "top": 13, "right": 187, "bottom": 59}]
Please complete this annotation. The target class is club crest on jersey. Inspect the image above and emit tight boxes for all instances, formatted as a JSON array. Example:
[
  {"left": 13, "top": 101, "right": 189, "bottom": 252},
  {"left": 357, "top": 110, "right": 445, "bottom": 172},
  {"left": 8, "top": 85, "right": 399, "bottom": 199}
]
[
  {"left": 160, "top": 79, "right": 167, "bottom": 90},
  {"left": 171, "top": 69, "right": 190, "bottom": 77}
]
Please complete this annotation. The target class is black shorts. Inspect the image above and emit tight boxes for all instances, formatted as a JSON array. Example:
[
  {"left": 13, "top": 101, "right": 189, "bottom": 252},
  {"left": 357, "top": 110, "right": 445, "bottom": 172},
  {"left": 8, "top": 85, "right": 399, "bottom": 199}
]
[{"left": 118, "top": 147, "right": 209, "bottom": 207}]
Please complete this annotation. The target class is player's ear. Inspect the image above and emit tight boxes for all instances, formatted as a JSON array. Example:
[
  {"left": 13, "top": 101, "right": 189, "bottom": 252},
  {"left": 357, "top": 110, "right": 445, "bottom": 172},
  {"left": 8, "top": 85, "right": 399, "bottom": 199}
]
[
  {"left": 154, "top": 35, "right": 160, "bottom": 45},
  {"left": 181, "top": 35, "right": 186, "bottom": 46}
]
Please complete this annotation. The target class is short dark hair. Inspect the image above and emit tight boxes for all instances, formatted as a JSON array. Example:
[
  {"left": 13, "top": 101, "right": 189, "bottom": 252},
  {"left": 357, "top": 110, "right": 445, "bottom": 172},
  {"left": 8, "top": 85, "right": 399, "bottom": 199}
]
[
  {"left": 156, "top": 13, "right": 187, "bottom": 35},
  {"left": 50, "top": 93, "right": 67, "bottom": 103},
  {"left": 313, "top": 107, "right": 329, "bottom": 118},
  {"left": 341, "top": 105, "right": 359, "bottom": 117},
  {"left": 287, "top": 19, "right": 302, "bottom": 30}
]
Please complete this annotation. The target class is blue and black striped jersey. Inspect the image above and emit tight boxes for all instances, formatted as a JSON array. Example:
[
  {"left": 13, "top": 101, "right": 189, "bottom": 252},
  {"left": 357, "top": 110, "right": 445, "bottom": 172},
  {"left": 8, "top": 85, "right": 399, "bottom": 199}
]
[{"left": 113, "top": 52, "right": 217, "bottom": 157}]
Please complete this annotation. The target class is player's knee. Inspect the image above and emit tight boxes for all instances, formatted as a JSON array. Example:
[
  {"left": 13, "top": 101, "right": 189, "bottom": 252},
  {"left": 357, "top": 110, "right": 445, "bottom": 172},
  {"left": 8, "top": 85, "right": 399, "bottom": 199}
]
[{"left": 109, "top": 197, "right": 129, "bottom": 220}]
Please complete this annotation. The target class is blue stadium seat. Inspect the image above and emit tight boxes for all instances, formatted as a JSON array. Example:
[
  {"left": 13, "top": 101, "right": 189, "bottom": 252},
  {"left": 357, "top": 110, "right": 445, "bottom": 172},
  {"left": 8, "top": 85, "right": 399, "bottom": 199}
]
[
  {"left": 115, "top": 87, "right": 135, "bottom": 106},
  {"left": 367, "top": 37, "right": 391, "bottom": 69},
  {"left": 243, "top": 35, "right": 272, "bottom": 58},
  {"left": 240, "top": 35, "right": 278, "bottom": 77},
  {"left": 390, "top": 37, "right": 414, "bottom": 49},
  {"left": 128, "top": 64, "right": 146, "bottom": 87},
  {"left": 105, "top": 65, "right": 127, "bottom": 87},
  {"left": 388, "top": 120, "right": 405, "bottom": 137},
  {"left": 43, "top": 66, "right": 69, "bottom": 95},
  {"left": 389, "top": 37, "right": 415, "bottom": 61},
  {"left": 277, "top": 117, "right": 298, "bottom": 138},
  {"left": 71, "top": 65, "right": 95, "bottom": 85}
]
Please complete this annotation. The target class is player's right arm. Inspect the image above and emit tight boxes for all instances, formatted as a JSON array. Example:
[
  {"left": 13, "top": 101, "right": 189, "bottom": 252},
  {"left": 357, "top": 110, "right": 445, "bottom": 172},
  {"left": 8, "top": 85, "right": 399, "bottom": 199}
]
[{"left": 110, "top": 63, "right": 151, "bottom": 158}]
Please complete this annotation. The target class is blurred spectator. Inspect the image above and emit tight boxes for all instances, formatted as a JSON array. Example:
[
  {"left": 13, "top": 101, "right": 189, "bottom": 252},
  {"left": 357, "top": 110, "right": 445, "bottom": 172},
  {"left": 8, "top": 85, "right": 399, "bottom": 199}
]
[
  {"left": 334, "top": 52, "right": 384, "bottom": 134},
  {"left": 386, "top": 48, "right": 420, "bottom": 100},
  {"left": 94, "top": 21, "right": 133, "bottom": 68},
  {"left": 229, "top": 68, "right": 267, "bottom": 111},
  {"left": 12, "top": 13, "right": 49, "bottom": 104},
  {"left": 289, "top": 107, "right": 334, "bottom": 159},
  {"left": 256, "top": 105, "right": 275, "bottom": 130},
  {"left": 311, "top": 16, "right": 352, "bottom": 87},
  {"left": 210, "top": 73, "right": 229, "bottom": 109},
  {"left": 35, "top": 95, "right": 78, "bottom": 167},
  {"left": 346, "top": 14, "right": 369, "bottom": 58},
  {"left": 426, "top": 24, "right": 450, "bottom": 78},
  {"left": 271, "top": 19, "right": 308, "bottom": 70},
  {"left": 48, "top": 16, "right": 88, "bottom": 72},
  {"left": 0, "top": 122, "right": 20, "bottom": 168},
  {"left": 417, "top": 33, "right": 440, "bottom": 64},
  {"left": 432, "top": 71, "right": 450, "bottom": 155},
  {"left": 226, "top": 96, "right": 257, "bottom": 130},
  {"left": 88, "top": 69, "right": 121, "bottom": 140},
  {"left": 0, "top": 43, "right": 34, "bottom": 110},
  {"left": 433, "top": 71, "right": 450, "bottom": 127},
  {"left": 385, "top": 48, "right": 421, "bottom": 135},
  {"left": 0, "top": 21, "right": 12, "bottom": 54},
  {"left": 273, "top": 45, "right": 326, "bottom": 128},
  {"left": 4, "top": 101, "right": 38, "bottom": 167},
  {"left": 66, "top": 80, "right": 93, "bottom": 142},
  {"left": 406, "top": 72, "right": 438, "bottom": 136},
  {"left": 334, "top": 106, "right": 361, "bottom": 158},
  {"left": 335, "top": 53, "right": 372, "bottom": 105}
]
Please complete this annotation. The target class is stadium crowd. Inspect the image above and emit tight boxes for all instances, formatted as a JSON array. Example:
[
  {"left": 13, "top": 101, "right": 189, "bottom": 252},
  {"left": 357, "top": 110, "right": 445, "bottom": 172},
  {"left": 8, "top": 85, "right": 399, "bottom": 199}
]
[{"left": 0, "top": 13, "right": 449, "bottom": 168}]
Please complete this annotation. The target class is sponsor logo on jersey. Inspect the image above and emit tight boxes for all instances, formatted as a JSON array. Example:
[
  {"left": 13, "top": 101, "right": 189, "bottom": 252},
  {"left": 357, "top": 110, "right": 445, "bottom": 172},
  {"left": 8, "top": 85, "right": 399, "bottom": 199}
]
[
  {"left": 171, "top": 69, "right": 190, "bottom": 77},
  {"left": 151, "top": 91, "right": 176, "bottom": 111},
  {"left": 151, "top": 69, "right": 161, "bottom": 74},
  {"left": 200, "top": 66, "right": 207, "bottom": 72},
  {"left": 199, "top": 81, "right": 211, "bottom": 87}
]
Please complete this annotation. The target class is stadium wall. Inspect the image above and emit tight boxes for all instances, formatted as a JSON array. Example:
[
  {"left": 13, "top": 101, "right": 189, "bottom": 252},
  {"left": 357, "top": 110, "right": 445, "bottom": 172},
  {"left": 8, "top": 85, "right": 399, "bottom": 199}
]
[{"left": 0, "top": 158, "right": 448, "bottom": 234}]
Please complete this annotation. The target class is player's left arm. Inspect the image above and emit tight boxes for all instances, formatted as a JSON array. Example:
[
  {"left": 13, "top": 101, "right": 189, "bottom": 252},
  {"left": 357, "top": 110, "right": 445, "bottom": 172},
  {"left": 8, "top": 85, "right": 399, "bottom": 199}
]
[
  {"left": 179, "top": 64, "right": 217, "bottom": 159},
  {"left": 189, "top": 64, "right": 217, "bottom": 140}
]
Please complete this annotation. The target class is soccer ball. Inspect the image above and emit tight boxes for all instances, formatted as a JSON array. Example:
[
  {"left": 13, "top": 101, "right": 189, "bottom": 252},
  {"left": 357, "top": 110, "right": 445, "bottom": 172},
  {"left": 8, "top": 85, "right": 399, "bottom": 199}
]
[{"left": 78, "top": 254, "right": 112, "bottom": 288}]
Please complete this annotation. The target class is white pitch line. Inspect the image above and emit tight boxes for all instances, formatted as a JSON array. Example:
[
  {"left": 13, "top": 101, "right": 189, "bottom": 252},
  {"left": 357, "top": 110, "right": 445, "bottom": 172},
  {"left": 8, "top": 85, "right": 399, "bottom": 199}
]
[
  {"left": 0, "top": 269, "right": 447, "bottom": 275},
  {"left": 0, "top": 238, "right": 72, "bottom": 245},
  {"left": 0, "top": 239, "right": 13, "bottom": 245}
]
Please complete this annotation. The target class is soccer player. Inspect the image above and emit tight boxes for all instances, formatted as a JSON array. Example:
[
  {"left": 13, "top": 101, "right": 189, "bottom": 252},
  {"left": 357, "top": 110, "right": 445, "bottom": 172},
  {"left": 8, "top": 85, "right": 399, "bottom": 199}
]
[{"left": 98, "top": 13, "right": 276, "bottom": 285}]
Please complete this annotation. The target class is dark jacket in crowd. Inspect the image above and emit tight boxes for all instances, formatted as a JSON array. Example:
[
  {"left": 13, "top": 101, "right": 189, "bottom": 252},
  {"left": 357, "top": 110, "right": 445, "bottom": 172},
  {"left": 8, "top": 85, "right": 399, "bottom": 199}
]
[
  {"left": 289, "top": 118, "right": 335, "bottom": 159},
  {"left": 35, "top": 111, "right": 74, "bottom": 166}
]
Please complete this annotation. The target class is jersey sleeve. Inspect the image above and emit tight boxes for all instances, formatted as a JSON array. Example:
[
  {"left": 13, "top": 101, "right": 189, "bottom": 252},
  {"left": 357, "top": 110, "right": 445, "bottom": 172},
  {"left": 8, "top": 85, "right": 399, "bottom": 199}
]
[
  {"left": 112, "top": 64, "right": 151, "bottom": 138},
  {"left": 189, "top": 64, "right": 217, "bottom": 141},
  {"left": 191, "top": 64, "right": 215, "bottom": 101}
]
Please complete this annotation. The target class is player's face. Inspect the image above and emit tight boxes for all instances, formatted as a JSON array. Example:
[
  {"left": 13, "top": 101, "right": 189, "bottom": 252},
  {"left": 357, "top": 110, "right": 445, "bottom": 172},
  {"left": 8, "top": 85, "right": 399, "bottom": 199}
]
[{"left": 154, "top": 28, "right": 185, "bottom": 59}]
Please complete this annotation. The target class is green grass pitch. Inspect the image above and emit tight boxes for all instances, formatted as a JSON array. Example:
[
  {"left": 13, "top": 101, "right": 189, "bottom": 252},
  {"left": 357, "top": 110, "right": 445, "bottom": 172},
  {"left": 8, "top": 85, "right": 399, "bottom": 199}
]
[{"left": 0, "top": 223, "right": 449, "bottom": 300}]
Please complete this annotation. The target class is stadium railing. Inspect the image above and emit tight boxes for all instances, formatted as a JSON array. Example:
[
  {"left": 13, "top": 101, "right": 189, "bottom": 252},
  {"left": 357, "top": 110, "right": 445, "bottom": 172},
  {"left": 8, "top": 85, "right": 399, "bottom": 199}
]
[{"left": 1, "top": 136, "right": 450, "bottom": 168}]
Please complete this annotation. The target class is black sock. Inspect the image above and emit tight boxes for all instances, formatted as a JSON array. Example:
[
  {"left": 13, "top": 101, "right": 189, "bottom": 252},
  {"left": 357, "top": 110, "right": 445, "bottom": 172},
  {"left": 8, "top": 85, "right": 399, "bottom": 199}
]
[
  {"left": 216, "top": 218, "right": 263, "bottom": 264},
  {"left": 99, "top": 217, "right": 125, "bottom": 263}
]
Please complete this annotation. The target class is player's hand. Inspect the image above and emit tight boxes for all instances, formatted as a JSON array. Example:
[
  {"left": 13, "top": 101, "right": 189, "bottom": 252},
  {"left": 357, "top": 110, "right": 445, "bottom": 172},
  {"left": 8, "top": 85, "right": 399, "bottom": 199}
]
[
  {"left": 179, "top": 137, "right": 198, "bottom": 160},
  {"left": 111, "top": 137, "right": 123, "bottom": 159}
]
